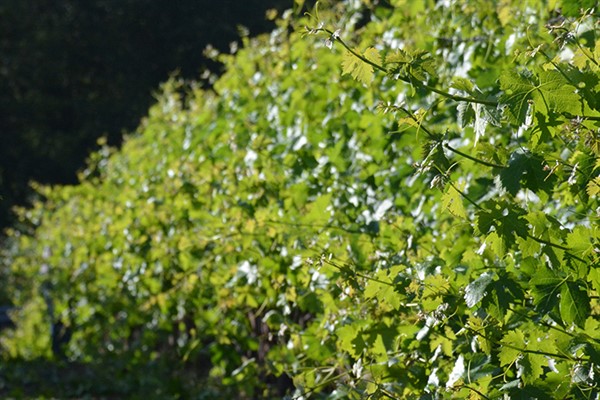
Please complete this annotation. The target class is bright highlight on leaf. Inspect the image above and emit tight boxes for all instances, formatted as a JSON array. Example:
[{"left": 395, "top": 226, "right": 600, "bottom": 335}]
[{"left": 465, "top": 271, "right": 494, "bottom": 308}]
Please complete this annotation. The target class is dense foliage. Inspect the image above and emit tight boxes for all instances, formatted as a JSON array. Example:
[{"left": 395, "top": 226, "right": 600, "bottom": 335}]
[
  {"left": 0, "top": 0, "right": 292, "bottom": 231},
  {"left": 2, "top": 0, "right": 600, "bottom": 398}
]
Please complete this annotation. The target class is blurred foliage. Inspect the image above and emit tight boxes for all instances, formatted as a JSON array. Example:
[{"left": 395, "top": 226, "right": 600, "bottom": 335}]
[
  {"left": 2, "top": 0, "right": 600, "bottom": 398},
  {"left": 0, "top": 0, "right": 293, "bottom": 232}
]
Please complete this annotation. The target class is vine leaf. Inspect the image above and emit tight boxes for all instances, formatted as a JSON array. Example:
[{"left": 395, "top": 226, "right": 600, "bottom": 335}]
[
  {"left": 451, "top": 77, "right": 475, "bottom": 95},
  {"left": 476, "top": 202, "right": 528, "bottom": 248},
  {"left": 464, "top": 271, "right": 494, "bottom": 308},
  {"left": 499, "top": 150, "right": 554, "bottom": 196},
  {"left": 520, "top": 353, "right": 545, "bottom": 384},
  {"left": 499, "top": 70, "right": 581, "bottom": 125},
  {"left": 499, "top": 70, "right": 533, "bottom": 124},
  {"left": 385, "top": 48, "right": 436, "bottom": 81},
  {"left": 589, "top": 267, "right": 600, "bottom": 296},
  {"left": 530, "top": 268, "right": 563, "bottom": 314},
  {"left": 535, "top": 70, "right": 581, "bottom": 115},
  {"left": 341, "top": 47, "right": 381, "bottom": 85},
  {"left": 560, "top": 281, "right": 590, "bottom": 328},
  {"left": 441, "top": 182, "right": 467, "bottom": 219},
  {"left": 337, "top": 321, "right": 368, "bottom": 357},
  {"left": 566, "top": 225, "right": 594, "bottom": 258},
  {"left": 499, "top": 151, "right": 529, "bottom": 196},
  {"left": 364, "top": 266, "right": 404, "bottom": 310},
  {"left": 457, "top": 102, "right": 492, "bottom": 143},
  {"left": 498, "top": 329, "right": 525, "bottom": 366},
  {"left": 304, "top": 193, "right": 332, "bottom": 224},
  {"left": 587, "top": 177, "right": 600, "bottom": 197},
  {"left": 484, "top": 274, "right": 524, "bottom": 320},
  {"left": 516, "top": 236, "right": 541, "bottom": 258},
  {"left": 561, "top": 0, "right": 598, "bottom": 17}
]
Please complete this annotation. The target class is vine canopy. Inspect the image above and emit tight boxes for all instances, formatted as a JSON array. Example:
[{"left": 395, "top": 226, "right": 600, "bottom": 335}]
[{"left": 2, "top": 0, "right": 600, "bottom": 398}]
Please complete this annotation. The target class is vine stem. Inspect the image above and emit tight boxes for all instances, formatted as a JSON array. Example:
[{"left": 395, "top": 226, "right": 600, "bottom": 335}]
[
  {"left": 444, "top": 143, "right": 506, "bottom": 169},
  {"left": 526, "top": 234, "right": 587, "bottom": 263},
  {"left": 323, "top": 28, "right": 498, "bottom": 106},
  {"left": 443, "top": 174, "right": 588, "bottom": 263},
  {"left": 396, "top": 105, "right": 508, "bottom": 170},
  {"left": 446, "top": 178, "right": 483, "bottom": 210},
  {"left": 457, "top": 384, "right": 490, "bottom": 400},
  {"left": 465, "top": 325, "right": 580, "bottom": 362},
  {"left": 323, "top": 258, "right": 397, "bottom": 288}
]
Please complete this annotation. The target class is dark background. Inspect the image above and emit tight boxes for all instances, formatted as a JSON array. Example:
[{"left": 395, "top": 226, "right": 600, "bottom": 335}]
[{"left": 0, "top": 0, "right": 296, "bottom": 231}]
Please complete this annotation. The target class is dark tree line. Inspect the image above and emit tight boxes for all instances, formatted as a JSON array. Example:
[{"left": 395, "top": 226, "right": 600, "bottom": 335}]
[{"left": 0, "top": 0, "right": 294, "bottom": 231}]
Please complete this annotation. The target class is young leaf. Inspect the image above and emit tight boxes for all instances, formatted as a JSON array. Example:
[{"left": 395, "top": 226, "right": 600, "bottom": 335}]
[
  {"left": 588, "top": 267, "right": 600, "bottom": 296},
  {"left": 336, "top": 321, "right": 368, "bottom": 357},
  {"left": 341, "top": 47, "right": 381, "bottom": 85},
  {"left": 587, "top": 177, "right": 600, "bottom": 197},
  {"left": 441, "top": 182, "right": 467, "bottom": 219},
  {"left": 472, "top": 103, "right": 488, "bottom": 144},
  {"left": 303, "top": 193, "right": 332, "bottom": 224},
  {"left": 451, "top": 77, "right": 475, "bottom": 95},
  {"left": 456, "top": 102, "right": 475, "bottom": 129}
]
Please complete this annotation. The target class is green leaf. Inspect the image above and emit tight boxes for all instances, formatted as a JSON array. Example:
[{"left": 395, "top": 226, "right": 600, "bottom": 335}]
[
  {"left": 530, "top": 268, "right": 563, "bottom": 314},
  {"left": 499, "top": 70, "right": 534, "bottom": 125},
  {"left": 534, "top": 70, "right": 581, "bottom": 116},
  {"left": 516, "top": 236, "right": 541, "bottom": 258},
  {"left": 484, "top": 274, "right": 524, "bottom": 320},
  {"left": 485, "top": 231, "right": 505, "bottom": 257},
  {"left": 341, "top": 47, "right": 381, "bottom": 85},
  {"left": 457, "top": 102, "right": 475, "bottom": 129},
  {"left": 499, "top": 150, "right": 555, "bottom": 196},
  {"left": 336, "top": 321, "right": 369, "bottom": 357},
  {"left": 587, "top": 177, "right": 600, "bottom": 197},
  {"left": 303, "top": 193, "right": 332, "bottom": 224},
  {"left": 499, "top": 330, "right": 525, "bottom": 366},
  {"left": 451, "top": 77, "right": 475, "bottom": 95},
  {"left": 499, "top": 69, "right": 581, "bottom": 125},
  {"left": 588, "top": 267, "right": 600, "bottom": 296},
  {"left": 476, "top": 202, "right": 528, "bottom": 248},
  {"left": 560, "top": 281, "right": 590, "bottom": 328},
  {"left": 465, "top": 271, "right": 494, "bottom": 308},
  {"left": 560, "top": 0, "right": 597, "bottom": 17},
  {"left": 499, "top": 151, "right": 529, "bottom": 196},
  {"left": 530, "top": 268, "right": 564, "bottom": 287},
  {"left": 364, "top": 265, "right": 404, "bottom": 310},
  {"left": 520, "top": 353, "right": 545, "bottom": 385},
  {"left": 566, "top": 225, "right": 594, "bottom": 258},
  {"left": 441, "top": 182, "right": 467, "bottom": 219},
  {"left": 385, "top": 48, "right": 411, "bottom": 65}
]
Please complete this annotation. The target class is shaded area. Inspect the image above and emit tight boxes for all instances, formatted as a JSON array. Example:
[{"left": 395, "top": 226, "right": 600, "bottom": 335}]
[
  {"left": 0, "top": 0, "right": 293, "bottom": 231},
  {"left": 0, "top": 357, "right": 213, "bottom": 398},
  {"left": 0, "top": 306, "right": 14, "bottom": 330}
]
